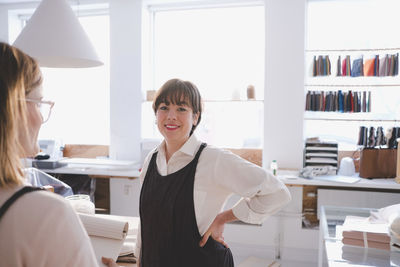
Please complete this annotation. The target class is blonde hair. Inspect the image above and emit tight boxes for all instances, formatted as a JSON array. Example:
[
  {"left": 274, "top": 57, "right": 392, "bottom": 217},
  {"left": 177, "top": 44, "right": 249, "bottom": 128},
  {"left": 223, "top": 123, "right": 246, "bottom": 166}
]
[{"left": 0, "top": 42, "right": 42, "bottom": 187}]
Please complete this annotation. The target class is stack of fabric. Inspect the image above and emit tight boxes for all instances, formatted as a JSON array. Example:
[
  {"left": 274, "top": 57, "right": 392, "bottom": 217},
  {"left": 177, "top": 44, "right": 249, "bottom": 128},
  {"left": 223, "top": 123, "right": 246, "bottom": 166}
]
[
  {"left": 340, "top": 216, "right": 390, "bottom": 250},
  {"left": 390, "top": 216, "right": 400, "bottom": 252},
  {"left": 117, "top": 240, "right": 137, "bottom": 264},
  {"left": 116, "top": 216, "right": 139, "bottom": 264}
]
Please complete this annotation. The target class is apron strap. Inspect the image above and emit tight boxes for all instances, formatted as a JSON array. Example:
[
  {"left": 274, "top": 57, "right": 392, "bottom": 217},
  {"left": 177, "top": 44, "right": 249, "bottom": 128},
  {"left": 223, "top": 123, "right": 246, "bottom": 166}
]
[
  {"left": 193, "top": 143, "right": 207, "bottom": 162},
  {"left": 0, "top": 186, "right": 45, "bottom": 222}
]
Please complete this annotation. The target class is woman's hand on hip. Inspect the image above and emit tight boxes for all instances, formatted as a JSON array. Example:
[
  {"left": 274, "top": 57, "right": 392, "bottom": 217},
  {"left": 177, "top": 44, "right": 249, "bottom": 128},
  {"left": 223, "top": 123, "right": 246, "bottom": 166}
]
[{"left": 199, "top": 209, "right": 238, "bottom": 248}]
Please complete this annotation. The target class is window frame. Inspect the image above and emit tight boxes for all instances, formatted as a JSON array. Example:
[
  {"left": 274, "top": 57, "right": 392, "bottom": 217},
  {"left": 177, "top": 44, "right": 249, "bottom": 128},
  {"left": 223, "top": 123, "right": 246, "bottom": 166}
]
[
  {"left": 143, "top": 0, "right": 265, "bottom": 95},
  {"left": 141, "top": 1, "right": 266, "bottom": 148},
  {"left": 8, "top": 3, "right": 111, "bottom": 145}
]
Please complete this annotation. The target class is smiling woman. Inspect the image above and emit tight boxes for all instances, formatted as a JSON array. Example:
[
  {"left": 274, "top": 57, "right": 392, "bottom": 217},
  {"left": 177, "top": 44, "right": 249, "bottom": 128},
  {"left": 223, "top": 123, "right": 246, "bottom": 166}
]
[{"left": 122, "top": 78, "right": 291, "bottom": 267}]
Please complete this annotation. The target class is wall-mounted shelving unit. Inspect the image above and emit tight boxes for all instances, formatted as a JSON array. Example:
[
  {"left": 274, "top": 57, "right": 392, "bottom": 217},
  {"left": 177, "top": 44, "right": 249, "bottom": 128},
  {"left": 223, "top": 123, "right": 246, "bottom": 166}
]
[
  {"left": 305, "top": 48, "right": 400, "bottom": 119},
  {"left": 304, "top": 47, "right": 400, "bottom": 152}
]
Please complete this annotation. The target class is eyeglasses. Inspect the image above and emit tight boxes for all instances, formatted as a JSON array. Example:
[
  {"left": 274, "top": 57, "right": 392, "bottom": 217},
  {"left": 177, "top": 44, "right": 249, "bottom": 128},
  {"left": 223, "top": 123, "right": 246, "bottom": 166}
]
[{"left": 25, "top": 99, "right": 55, "bottom": 123}]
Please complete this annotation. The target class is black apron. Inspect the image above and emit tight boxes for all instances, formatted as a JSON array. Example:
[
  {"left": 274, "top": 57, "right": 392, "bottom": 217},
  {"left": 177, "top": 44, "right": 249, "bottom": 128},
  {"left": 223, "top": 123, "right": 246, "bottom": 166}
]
[{"left": 139, "top": 143, "right": 234, "bottom": 267}]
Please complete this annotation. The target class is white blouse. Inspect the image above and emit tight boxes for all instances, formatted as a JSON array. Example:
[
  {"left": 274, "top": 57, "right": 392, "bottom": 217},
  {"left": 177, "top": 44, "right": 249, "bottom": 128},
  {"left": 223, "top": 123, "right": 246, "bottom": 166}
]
[
  {"left": 135, "top": 134, "right": 291, "bottom": 257},
  {"left": 0, "top": 185, "right": 99, "bottom": 267}
]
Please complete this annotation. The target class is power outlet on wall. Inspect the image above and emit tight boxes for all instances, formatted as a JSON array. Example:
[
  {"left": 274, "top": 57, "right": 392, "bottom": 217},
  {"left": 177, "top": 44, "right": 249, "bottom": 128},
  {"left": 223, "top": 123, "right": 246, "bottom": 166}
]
[{"left": 123, "top": 184, "right": 132, "bottom": 195}]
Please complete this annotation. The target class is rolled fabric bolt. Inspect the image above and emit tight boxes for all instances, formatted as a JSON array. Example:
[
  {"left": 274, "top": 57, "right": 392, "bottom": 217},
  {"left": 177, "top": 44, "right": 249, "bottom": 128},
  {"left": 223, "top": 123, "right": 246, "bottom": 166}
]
[
  {"left": 368, "top": 126, "right": 375, "bottom": 147},
  {"left": 388, "top": 127, "right": 398, "bottom": 148},
  {"left": 358, "top": 126, "right": 365, "bottom": 146},
  {"left": 386, "top": 128, "right": 393, "bottom": 147}
]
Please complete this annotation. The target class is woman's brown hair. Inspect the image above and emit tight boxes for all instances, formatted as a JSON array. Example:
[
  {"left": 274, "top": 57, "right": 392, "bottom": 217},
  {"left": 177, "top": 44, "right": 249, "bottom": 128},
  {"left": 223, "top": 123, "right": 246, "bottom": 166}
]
[
  {"left": 152, "top": 78, "right": 203, "bottom": 135},
  {"left": 0, "top": 42, "right": 42, "bottom": 187}
]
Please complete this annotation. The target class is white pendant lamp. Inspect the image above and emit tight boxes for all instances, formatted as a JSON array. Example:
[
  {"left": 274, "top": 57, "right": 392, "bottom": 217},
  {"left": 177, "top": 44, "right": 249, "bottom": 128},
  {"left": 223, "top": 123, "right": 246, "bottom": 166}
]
[{"left": 13, "top": 0, "right": 103, "bottom": 68}]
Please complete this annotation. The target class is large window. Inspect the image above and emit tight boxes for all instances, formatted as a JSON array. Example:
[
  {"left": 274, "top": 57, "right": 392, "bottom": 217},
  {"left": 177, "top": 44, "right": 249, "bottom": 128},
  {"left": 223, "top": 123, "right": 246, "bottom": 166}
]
[
  {"left": 11, "top": 10, "right": 110, "bottom": 145},
  {"left": 305, "top": 0, "right": 400, "bottom": 150},
  {"left": 142, "top": 4, "right": 265, "bottom": 148}
]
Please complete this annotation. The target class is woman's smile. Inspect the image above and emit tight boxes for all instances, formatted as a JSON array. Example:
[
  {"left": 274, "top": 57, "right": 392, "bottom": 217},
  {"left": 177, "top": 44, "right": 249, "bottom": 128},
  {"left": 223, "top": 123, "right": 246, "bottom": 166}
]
[{"left": 165, "top": 124, "right": 180, "bottom": 130}]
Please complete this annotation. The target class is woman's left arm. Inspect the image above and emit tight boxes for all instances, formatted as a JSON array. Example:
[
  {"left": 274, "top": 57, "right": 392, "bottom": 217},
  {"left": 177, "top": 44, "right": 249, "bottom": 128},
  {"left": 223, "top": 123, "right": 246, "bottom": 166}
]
[
  {"left": 199, "top": 148, "right": 291, "bottom": 248},
  {"left": 212, "top": 148, "right": 292, "bottom": 225}
]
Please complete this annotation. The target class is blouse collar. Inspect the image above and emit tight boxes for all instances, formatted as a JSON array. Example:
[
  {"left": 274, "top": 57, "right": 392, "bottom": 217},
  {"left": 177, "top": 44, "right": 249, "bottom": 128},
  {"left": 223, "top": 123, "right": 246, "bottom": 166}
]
[{"left": 157, "top": 134, "right": 201, "bottom": 158}]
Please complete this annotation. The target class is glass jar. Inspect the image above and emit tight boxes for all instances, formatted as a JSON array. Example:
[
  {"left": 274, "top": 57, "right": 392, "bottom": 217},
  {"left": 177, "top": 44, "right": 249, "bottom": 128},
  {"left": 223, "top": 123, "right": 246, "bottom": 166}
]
[{"left": 66, "top": 194, "right": 95, "bottom": 214}]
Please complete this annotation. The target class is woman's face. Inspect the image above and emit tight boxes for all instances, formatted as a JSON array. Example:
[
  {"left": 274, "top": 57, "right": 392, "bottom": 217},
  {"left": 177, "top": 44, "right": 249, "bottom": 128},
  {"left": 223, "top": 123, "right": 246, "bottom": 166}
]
[
  {"left": 156, "top": 100, "right": 199, "bottom": 146},
  {"left": 19, "top": 86, "right": 43, "bottom": 157}
]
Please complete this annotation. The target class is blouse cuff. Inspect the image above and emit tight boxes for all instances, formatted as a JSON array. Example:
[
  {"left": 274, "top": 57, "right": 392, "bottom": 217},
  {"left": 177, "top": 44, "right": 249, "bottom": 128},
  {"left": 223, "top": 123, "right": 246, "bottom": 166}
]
[{"left": 232, "top": 198, "right": 266, "bottom": 225}]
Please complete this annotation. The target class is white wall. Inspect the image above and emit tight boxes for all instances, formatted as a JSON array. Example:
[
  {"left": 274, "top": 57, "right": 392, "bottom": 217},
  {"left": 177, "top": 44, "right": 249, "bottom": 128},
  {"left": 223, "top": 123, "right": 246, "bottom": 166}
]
[
  {"left": 263, "top": 0, "right": 306, "bottom": 170},
  {"left": 109, "top": 0, "right": 142, "bottom": 162},
  {"left": 109, "top": 0, "right": 142, "bottom": 215}
]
